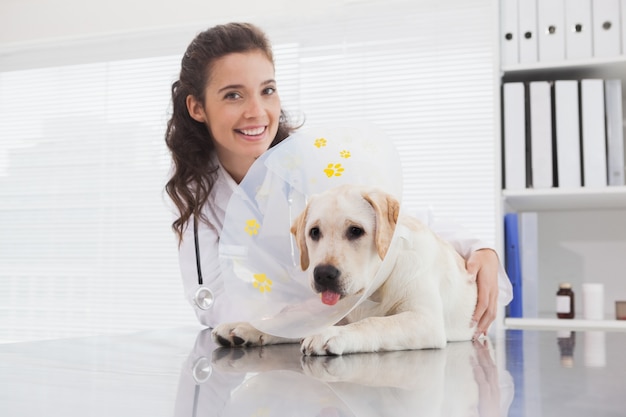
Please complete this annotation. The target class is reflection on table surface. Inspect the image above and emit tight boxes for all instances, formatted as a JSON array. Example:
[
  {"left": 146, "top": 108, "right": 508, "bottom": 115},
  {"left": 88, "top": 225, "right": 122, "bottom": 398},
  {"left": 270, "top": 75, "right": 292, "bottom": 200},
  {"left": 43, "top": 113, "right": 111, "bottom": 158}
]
[
  {"left": 504, "top": 329, "right": 626, "bottom": 417},
  {"left": 176, "top": 328, "right": 513, "bottom": 417},
  {"left": 1, "top": 327, "right": 626, "bottom": 416}
]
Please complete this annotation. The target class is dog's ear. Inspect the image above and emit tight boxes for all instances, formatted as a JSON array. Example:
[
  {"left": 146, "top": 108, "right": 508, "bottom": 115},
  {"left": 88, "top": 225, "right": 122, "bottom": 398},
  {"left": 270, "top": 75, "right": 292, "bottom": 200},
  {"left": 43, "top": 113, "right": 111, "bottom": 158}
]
[
  {"left": 290, "top": 206, "right": 310, "bottom": 271},
  {"left": 363, "top": 190, "right": 400, "bottom": 260}
]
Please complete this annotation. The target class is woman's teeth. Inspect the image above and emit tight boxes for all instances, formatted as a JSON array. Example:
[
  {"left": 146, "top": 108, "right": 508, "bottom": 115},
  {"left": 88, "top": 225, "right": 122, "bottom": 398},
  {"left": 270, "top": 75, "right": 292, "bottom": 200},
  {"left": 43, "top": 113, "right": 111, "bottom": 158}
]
[{"left": 239, "top": 127, "right": 265, "bottom": 136}]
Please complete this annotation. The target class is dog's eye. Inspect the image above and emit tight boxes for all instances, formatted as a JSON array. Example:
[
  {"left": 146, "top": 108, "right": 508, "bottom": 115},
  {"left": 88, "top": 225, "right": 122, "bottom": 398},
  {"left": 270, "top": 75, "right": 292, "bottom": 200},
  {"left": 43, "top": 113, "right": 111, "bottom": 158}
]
[
  {"left": 346, "top": 226, "right": 364, "bottom": 240},
  {"left": 309, "top": 227, "right": 321, "bottom": 241}
]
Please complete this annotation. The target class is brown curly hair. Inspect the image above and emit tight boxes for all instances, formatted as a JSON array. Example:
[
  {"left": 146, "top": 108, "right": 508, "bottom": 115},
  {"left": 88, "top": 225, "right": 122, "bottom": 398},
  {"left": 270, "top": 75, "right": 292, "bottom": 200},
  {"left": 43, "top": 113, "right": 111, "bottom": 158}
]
[{"left": 165, "top": 22, "right": 296, "bottom": 243}]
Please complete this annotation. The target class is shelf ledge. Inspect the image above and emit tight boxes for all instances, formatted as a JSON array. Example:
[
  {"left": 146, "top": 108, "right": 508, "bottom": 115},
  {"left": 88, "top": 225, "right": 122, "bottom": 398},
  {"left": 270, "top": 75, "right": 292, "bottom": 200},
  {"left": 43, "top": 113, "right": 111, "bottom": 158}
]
[
  {"left": 502, "top": 56, "right": 626, "bottom": 83},
  {"left": 504, "top": 317, "right": 626, "bottom": 332},
  {"left": 502, "top": 186, "right": 626, "bottom": 212}
]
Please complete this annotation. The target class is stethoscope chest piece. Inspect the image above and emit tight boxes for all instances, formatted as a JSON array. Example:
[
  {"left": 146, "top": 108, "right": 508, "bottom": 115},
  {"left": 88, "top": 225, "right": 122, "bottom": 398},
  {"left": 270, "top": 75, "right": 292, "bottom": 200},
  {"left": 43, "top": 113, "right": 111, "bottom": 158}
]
[
  {"left": 194, "top": 287, "right": 214, "bottom": 310},
  {"left": 192, "top": 356, "right": 212, "bottom": 384}
]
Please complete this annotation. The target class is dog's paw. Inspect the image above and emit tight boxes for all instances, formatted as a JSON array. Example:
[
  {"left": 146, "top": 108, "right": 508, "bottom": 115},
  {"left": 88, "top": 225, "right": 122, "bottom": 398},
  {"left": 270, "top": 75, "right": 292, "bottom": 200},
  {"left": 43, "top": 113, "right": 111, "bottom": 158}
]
[
  {"left": 211, "top": 322, "right": 266, "bottom": 347},
  {"left": 301, "top": 327, "right": 349, "bottom": 356},
  {"left": 301, "top": 355, "right": 352, "bottom": 381}
]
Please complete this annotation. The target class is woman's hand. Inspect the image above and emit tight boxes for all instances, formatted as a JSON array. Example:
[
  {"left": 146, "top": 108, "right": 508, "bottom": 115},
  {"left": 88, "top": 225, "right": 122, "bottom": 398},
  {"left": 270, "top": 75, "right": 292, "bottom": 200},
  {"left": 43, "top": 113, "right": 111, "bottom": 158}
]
[
  {"left": 471, "top": 338, "right": 502, "bottom": 417},
  {"left": 466, "top": 248, "right": 500, "bottom": 338}
]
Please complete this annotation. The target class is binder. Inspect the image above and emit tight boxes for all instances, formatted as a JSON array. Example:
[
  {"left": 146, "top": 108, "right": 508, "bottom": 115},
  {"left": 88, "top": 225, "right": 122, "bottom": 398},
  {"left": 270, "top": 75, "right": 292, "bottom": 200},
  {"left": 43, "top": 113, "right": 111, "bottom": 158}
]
[
  {"left": 554, "top": 80, "right": 582, "bottom": 188},
  {"left": 592, "top": 0, "right": 621, "bottom": 57},
  {"left": 529, "top": 81, "right": 554, "bottom": 189},
  {"left": 580, "top": 79, "right": 608, "bottom": 188},
  {"left": 605, "top": 79, "right": 625, "bottom": 186},
  {"left": 537, "top": 0, "right": 566, "bottom": 62},
  {"left": 518, "top": 0, "right": 538, "bottom": 63},
  {"left": 565, "top": 0, "right": 593, "bottom": 59},
  {"left": 501, "top": 0, "right": 519, "bottom": 67},
  {"left": 504, "top": 213, "right": 523, "bottom": 318},
  {"left": 503, "top": 82, "right": 527, "bottom": 190}
]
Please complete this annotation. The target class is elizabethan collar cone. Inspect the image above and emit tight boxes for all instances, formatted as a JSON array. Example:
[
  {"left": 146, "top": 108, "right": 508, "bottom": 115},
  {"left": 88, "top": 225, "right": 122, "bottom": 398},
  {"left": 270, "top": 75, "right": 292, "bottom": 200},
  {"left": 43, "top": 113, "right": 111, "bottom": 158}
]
[{"left": 219, "top": 124, "right": 403, "bottom": 338}]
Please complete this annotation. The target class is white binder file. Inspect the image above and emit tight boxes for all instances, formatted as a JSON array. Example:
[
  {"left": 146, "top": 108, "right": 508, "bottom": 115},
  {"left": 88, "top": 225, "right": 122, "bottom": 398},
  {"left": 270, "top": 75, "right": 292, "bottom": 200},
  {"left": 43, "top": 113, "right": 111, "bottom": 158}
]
[
  {"left": 529, "top": 81, "right": 554, "bottom": 189},
  {"left": 580, "top": 79, "right": 608, "bottom": 188},
  {"left": 592, "top": 0, "right": 621, "bottom": 57},
  {"left": 501, "top": 0, "right": 519, "bottom": 67},
  {"left": 503, "top": 83, "right": 527, "bottom": 190},
  {"left": 622, "top": 0, "right": 626, "bottom": 55},
  {"left": 565, "top": 0, "right": 593, "bottom": 59},
  {"left": 554, "top": 81, "right": 582, "bottom": 188},
  {"left": 537, "top": 0, "right": 566, "bottom": 62},
  {"left": 518, "top": 0, "right": 538, "bottom": 63},
  {"left": 605, "top": 79, "right": 625, "bottom": 186}
]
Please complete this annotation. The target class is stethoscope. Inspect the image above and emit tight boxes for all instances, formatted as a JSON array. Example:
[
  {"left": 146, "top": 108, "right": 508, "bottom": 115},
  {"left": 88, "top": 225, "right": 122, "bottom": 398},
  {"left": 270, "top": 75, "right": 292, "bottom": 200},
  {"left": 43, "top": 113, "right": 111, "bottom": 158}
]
[{"left": 192, "top": 215, "right": 214, "bottom": 310}]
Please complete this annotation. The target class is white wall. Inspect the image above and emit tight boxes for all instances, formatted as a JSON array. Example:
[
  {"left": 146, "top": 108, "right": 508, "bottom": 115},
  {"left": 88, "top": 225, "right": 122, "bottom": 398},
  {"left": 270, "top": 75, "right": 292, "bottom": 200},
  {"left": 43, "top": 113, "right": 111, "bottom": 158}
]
[
  {"left": 537, "top": 210, "right": 626, "bottom": 318},
  {"left": 0, "top": 0, "right": 350, "bottom": 45}
]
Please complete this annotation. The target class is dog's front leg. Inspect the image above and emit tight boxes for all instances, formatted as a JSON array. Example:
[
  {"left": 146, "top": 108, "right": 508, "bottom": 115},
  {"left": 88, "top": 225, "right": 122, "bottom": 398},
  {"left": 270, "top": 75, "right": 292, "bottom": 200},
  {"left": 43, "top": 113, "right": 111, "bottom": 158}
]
[
  {"left": 300, "top": 311, "right": 447, "bottom": 356},
  {"left": 212, "top": 322, "right": 298, "bottom": 347}
]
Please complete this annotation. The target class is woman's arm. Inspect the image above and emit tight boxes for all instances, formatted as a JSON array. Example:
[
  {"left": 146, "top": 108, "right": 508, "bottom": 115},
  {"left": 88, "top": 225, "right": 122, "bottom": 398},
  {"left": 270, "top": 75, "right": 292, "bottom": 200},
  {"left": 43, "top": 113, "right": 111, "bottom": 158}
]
[
  {"left": 178, "top": 216, "right": 231, "bottom": 328},
  {"left": 176, "top": 165, "right": 248, "bottom": 328}
]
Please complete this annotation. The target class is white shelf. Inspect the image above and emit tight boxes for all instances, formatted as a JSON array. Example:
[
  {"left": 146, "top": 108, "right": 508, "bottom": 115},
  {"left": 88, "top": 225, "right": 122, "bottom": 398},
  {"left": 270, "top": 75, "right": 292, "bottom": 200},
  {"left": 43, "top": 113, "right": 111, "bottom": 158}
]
[
  {"left": 502, "top": 56, "right": 626, "bottom": 83},
  {"left": 505, "top": 317, "right": 626, "bottom": 332},
  {"left": 502, "top": 186, "right": 626, "bottom": 212}
]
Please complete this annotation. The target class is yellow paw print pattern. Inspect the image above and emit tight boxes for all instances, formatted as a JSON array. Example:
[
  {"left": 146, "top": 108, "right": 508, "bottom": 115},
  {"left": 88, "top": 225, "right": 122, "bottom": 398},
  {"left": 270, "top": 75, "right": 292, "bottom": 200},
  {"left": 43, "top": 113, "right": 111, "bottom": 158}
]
[
  {"left": 324, "top": 163, "right": 345, "bottom": 178},
  {"left": 253, "top": 273, "right": 273, "bottom": 293},
  {"left": 340, "top": 150, "right": 351, "bottom": 158},
  {"left": 245, "top": 219, "right": 260, "bottom": 236},
  {"left": 314, "top": 137, "right": 327, "bottom": 148}
]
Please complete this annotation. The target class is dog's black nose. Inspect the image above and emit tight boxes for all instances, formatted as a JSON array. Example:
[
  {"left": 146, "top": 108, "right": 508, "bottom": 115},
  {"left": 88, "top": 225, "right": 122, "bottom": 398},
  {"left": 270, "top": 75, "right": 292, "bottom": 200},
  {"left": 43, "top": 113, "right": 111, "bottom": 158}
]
[{"left": 313, "top": 264, "right": 340, "bottom": 287}]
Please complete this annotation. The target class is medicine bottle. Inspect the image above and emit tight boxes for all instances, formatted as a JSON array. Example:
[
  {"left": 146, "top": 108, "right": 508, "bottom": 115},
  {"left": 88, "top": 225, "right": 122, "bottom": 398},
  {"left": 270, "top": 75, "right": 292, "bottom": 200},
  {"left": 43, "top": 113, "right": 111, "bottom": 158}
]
[
  {"left": 557, "top": 330, "right": 576, "bottom": 368},
  {"left": 556, "top": 282, "right": 575, "bottom": 319}
]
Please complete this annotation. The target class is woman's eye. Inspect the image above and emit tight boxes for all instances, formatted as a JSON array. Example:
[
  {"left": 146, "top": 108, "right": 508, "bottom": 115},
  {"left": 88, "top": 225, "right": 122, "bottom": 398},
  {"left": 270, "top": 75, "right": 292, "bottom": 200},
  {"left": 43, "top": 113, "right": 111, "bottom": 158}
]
[
  {"left": 347, "top": 226, "right": 364, "bottom": 240},
  {"left": 224, "top": 92, "right": 242, "bottom": 100},
  {"left": 263, "top": 86, "right": 276, "bottom": 95},
  {"left": 309, "top": 227, "right": 321, "bottom": 241}
]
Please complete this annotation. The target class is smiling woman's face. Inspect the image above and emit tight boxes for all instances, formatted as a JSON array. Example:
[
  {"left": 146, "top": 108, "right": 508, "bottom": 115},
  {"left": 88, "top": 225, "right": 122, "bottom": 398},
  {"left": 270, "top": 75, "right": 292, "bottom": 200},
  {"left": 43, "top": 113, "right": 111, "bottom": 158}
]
[{"left": 186, "top": 50, "right": 281, "bottom": 183}]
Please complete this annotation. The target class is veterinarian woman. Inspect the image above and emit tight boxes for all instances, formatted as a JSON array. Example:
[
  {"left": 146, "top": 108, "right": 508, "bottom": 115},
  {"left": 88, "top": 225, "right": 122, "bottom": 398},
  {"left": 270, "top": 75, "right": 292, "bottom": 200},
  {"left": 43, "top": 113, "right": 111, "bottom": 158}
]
[{"left": 165, "top": 22, "right": 512, "bottom": 338}]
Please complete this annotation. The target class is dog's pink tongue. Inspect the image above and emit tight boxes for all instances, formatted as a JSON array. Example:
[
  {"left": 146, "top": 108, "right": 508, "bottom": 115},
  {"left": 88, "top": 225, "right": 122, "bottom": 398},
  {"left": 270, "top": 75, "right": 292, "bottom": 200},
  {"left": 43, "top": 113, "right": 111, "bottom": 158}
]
[{"left": 321, "top": 290, "right": 341, "bottom": 306}]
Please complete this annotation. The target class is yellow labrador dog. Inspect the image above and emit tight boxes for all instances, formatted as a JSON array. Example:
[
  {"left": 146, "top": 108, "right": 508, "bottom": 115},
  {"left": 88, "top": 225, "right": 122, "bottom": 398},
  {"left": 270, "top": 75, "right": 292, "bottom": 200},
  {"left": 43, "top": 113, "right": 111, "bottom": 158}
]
[{"left": 212, "top": 185, "right": 478, "bottom": 355}]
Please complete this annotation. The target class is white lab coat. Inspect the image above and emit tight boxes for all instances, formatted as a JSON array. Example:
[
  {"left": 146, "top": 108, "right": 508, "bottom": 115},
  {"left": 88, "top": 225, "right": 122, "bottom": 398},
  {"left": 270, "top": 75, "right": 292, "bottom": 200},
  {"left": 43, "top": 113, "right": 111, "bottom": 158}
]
[{"left": 177, "top": 162, "right": 513, "bottom": 328}]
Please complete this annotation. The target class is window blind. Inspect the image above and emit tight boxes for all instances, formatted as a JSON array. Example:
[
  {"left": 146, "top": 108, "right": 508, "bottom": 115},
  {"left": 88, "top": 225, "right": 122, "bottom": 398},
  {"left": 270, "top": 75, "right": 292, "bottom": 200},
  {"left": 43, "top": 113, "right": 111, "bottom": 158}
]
[
  {"left": 0, "top": 57, "right": 192, "bottom": 342},
  {"left": 0, "top": 0, "right": 499, "bottom": 342}
]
